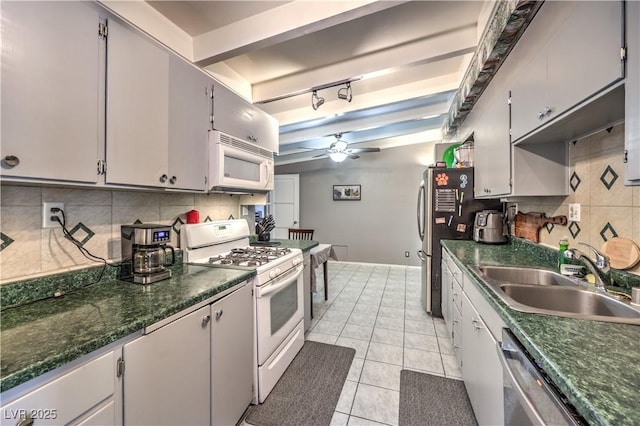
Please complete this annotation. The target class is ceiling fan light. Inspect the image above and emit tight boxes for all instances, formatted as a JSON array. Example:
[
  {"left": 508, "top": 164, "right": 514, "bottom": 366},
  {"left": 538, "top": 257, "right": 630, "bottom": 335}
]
[
  {"left": 334, "top": 140, "right": 348, "bottom": 151},
  {"left": 329, "top": 151, "right": 348, "bottom": 162}
]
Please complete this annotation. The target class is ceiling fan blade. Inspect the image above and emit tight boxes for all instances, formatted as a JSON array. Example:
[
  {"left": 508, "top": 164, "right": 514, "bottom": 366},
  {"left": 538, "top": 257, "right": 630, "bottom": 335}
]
[
  {"left": 312, "top": 153, "right": 329, "bottom": 158},
  {"left": 349, "top": 147, "right": 381, "bottom": 154},
  {"left": 347, "top": 153, "right": 360, "bottom": 159}
]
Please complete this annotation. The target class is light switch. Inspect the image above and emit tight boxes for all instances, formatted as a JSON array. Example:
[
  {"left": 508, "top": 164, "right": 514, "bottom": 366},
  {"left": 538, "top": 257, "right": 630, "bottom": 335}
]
[{"left": 568, "top": 203, "right": 581, "bottom": 222}]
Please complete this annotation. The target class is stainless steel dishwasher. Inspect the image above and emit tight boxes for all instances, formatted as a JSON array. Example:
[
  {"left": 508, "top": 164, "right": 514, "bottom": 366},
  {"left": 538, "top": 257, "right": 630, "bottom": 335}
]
[{"left": 497, "top": 329, "right": 585, "bottom": 425}]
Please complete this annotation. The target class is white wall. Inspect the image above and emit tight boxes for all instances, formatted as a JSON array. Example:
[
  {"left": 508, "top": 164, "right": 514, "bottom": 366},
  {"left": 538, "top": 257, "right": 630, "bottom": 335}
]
[{"left": 276, "top": 142, "right": 436, "bottom": 266}]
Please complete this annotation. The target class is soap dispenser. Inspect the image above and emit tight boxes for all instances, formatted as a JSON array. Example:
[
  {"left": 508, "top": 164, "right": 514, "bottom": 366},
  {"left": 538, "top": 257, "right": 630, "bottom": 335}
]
[{"left": 557, "top": 236, "right": 569, "bottom": 272}]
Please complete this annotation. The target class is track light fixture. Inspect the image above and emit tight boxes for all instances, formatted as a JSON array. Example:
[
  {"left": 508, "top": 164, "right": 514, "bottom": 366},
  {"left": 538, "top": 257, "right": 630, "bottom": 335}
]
[
  {"left": 337, "top": 82, "right": 353, "bottom": 102},
  {"left": 311, "top": 90, "right": 325, "bottom": 110}
]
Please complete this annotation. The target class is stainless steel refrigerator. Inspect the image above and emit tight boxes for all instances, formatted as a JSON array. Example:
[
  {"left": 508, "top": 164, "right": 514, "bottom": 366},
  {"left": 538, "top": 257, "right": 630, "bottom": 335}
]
[{"left": 416, "top": 167, "right": 501, "bottom": 317}]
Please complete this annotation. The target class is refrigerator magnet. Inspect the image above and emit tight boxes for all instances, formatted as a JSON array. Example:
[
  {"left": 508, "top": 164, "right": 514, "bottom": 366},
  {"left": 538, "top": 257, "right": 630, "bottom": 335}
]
[
  {"left": 435, "top": 217, "right": 446, "bottom": 224},
  {"left": 457, "top": 224, "right": 467, "bottom": 233}
]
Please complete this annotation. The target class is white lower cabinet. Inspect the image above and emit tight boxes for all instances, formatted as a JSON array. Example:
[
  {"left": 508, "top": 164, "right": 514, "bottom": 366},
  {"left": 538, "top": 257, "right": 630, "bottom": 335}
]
[
  {"left": 211, "top": 282, "right": 254, "bottom": 426},
  {"left": 441, "top": 250, "right": 506, "bottom": 426},
  {"left": 462, "top": 293, "right": 504, "bottom": 426},
  {"left": 122, "top": 281, "right": 253, "bottom": 426},
  {"left": 0, "top": 350, "right": 118, "bottom": 426},
  {"left": 123, "top": 305, "right": 212, "bottom": 426}
]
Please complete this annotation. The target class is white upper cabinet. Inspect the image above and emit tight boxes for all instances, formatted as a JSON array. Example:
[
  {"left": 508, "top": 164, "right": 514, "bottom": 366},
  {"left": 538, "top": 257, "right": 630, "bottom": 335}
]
[
  {"left": 168, "top": 56, "right": 211, "bottom": 191},
  {"left": 510, "top": 1, "right": 624, "bottom": 142},
  {"left": 626, "top": 0, "right": 640, "bottom": 184},
  {"left": 466, "top": 73, "right": 512, "bottom": 198},
  {"left": 212, "top": 82, "right": 279, "bottom": 153},
  {"left": 0, "top": 1, "right": 102, "bottom": 183},
  {"left": 105, "top": 18, "right": 170, "bottom": 188}
]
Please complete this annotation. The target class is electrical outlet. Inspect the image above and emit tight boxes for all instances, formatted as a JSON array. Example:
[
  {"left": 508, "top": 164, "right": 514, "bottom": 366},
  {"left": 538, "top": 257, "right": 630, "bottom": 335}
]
[
  {"left": 568, "top": 203, "right": 581, "bottom": 222},
  {"left": 43, "top": 202, "right": 64, "bottom": 228},
  {"left": 404, "top": 251, "right": 410, "bottom": 258}
]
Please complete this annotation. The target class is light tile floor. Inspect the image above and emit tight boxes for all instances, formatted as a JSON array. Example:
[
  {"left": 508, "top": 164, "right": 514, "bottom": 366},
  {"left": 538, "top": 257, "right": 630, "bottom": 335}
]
[{"left": 306, "top": 261, "right": 463, "bottom": 426}]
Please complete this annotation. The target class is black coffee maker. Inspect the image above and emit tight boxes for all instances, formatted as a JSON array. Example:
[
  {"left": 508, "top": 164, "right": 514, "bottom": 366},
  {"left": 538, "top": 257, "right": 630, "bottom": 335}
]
[{"left": 120, "top": 224, "right": 175, "bottom": 284}]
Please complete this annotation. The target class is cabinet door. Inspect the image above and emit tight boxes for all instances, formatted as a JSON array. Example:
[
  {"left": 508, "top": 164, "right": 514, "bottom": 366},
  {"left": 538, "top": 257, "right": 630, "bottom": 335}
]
[
  {"left": 211, "top": 282, "right": 254, "bottom": 426},
  {"left": 212, "top": 82, "right": 252, "bottom": 141},
  {"left": 461, "top": 293, "right": 504, "bottom": 426},
  {"left": 626, "top": 0, "right": 640, "bottom": 183},
  {"left": 471, "top": 78, "right": 511, "bottom": 197},
  {"left": 452, "top": 304, "right": 462, "bottom": 370},
  {"left": 441, "top": 260, "right": 452, "bottom": 337},
  {"left": 105, "top": 18, "right": 169, "bottom": 188},
  {"left": 546, "top": 1, "right": 624, "bottom": 117},
  {"left": 212, "top": 82, "right": 279, "bottom": 152},
  {"left": 509, "top": 47, "right": 548, "bottom": 142},
  {"left": 251, "top": 107, "right": 280, "bottom": 153},
  {"left": 123, "top": 306, "right": 211, "bottom": 426},
  {"left": 0, "top": 1, "right": 101, "bottom": 183},
  {"left": 0, "top": 351, "right": 115, "bottom": 426},
  {"left": 168, "top": 56, "right": 209, "bottom": 191}
]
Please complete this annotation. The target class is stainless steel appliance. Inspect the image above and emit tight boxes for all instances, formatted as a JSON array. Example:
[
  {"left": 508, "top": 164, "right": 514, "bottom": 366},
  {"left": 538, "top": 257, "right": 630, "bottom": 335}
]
[
  {"left": 498, "top": 329, "right": 583, "bottom": 425},
  {"left": 473, "top": 210, "right": 508, "bottom": 244},
  {"left": 120, "top": 224, "right": 175, "bottom": 284},
  {"left": 181, "top": 220, "right": 304, "bottom": 404},
  {"left": 416, "top": 167, "right": 501, "bottom": 316},
  {"left": 208, "top": 130, "right": 274, "bottom": 193}
]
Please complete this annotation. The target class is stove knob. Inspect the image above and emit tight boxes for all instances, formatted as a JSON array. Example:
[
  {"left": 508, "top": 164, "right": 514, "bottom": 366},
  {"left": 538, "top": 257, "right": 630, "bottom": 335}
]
[
  {"left": 292, "top": 257, "right": 301, "bottom": 266},
  {"left": 269, "top": 270, "right": 277, "bottom": 279}
]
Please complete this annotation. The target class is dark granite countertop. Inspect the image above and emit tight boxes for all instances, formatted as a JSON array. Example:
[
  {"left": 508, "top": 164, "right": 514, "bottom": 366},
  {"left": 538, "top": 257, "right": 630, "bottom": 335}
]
[
  {"left": 0, "top": 265, "right": 255, "bottom": 393},
  {"left": 441, "top": 239, "right": 640, "bottom": 426}
]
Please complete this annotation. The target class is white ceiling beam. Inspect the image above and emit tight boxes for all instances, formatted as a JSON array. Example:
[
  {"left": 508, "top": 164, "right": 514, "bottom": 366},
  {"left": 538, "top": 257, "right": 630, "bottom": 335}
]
[
  {"left": 252, "top": 24, "right": 477, "bottom": 103},
  {"left": 192, "top": 0, "right": 406, "bottom": 65},
  {"left": 271, "top": 72, "right": 461, "bottom": 126},
  {"left": 100, "top": 0, "right": 193, "bottom": 59},
  {"left": 279, "top": 101, "right": 450, "bottom": 144}
]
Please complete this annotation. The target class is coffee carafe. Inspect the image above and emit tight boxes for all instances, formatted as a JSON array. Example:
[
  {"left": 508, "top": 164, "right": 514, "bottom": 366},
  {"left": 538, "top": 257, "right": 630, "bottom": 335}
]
[{"left": 121, "top": 224, "right": 175, "bottom": 284}]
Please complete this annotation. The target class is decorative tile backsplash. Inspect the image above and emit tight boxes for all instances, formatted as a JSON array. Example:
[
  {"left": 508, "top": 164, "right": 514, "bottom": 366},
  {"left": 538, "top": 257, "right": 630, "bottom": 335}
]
[
  {"left": 0, "top": 185, "right": 242, "bottom": 283},
  {"left": 510, "top": 123, "right": 640, "bottom": 275}
]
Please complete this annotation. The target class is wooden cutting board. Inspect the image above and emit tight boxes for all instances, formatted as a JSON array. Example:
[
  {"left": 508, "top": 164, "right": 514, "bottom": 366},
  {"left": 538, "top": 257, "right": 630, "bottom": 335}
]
[
  {"left": 514, "top": 212, "right": 568, "bottom": 243},
  {"left": 600, "top": 237, "right": 640, "bottom": 269}
]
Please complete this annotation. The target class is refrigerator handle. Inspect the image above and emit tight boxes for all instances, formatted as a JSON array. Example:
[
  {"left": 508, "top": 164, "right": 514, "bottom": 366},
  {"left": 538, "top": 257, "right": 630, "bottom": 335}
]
[
  {"left": 417, "top": 250, "right": 427, "bottom": 261},
  {"left": 417, "top": 182, "right": 425, "bottom": 241}
]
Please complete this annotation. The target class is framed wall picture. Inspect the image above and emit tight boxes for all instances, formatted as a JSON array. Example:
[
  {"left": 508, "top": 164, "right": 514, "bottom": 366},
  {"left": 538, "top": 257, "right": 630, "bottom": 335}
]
[{"left": 333, "top": 184, "right": 361, "bottom": 201}]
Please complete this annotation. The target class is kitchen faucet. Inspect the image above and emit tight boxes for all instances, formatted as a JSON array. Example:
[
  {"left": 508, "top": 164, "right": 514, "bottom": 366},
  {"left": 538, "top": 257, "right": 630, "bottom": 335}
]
[{"left": 564, "top": 243, "right": 611, "bottom": 293}]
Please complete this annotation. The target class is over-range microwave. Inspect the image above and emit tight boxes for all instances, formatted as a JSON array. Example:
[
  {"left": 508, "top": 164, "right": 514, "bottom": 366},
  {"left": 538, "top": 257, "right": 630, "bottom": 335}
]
[{"left": 208, "top": 130, "right": 274, "bottom": 193}]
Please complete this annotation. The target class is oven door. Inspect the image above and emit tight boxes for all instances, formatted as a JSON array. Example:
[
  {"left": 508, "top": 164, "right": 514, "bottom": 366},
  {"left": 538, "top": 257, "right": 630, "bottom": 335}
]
[{"left": 255, "top": 263, "right": 304, "bottom": 365}]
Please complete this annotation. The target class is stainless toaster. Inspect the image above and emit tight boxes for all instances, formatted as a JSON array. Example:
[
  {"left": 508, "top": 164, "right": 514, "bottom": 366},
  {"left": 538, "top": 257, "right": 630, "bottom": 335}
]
[{"left": 473, "top": 210, "right": 508, "bottom": 244}]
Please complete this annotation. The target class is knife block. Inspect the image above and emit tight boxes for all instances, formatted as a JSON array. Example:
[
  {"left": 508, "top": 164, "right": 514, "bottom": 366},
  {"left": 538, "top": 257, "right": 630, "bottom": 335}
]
[{"left": 258, "top": 232, "right": 271, "bottom": 242}]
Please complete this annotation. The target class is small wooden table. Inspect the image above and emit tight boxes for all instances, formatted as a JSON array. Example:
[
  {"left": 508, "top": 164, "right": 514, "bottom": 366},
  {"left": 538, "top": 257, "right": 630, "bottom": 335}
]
[{"left": 309, "top": 244, "right": 337, "bottom": 317}]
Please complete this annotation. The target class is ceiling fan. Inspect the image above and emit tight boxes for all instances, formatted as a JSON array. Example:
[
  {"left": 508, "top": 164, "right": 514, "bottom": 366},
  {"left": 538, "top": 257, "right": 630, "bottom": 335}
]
[{"left": 313, "top": 134, "right": 380, "bottom": 162}]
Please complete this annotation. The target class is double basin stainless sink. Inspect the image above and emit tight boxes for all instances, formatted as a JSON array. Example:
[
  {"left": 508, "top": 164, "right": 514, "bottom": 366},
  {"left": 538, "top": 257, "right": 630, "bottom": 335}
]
[{"left": 469, "top": 265, "right": 640, "bottom": 325}]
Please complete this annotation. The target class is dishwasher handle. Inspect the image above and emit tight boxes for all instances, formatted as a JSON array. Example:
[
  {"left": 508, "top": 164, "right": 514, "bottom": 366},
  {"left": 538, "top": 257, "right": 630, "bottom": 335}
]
[{"left": 496, "top": 341, "right": 547, "bottom": 425}]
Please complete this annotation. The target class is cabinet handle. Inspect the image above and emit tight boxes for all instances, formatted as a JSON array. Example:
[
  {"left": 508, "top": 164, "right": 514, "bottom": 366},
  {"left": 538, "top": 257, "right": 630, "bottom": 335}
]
[
  {"left": 2, "top": 155, "right": 20, "bottom": 168},
  {"left": 215, "top": 309, "right": 223, "bottom": 320},
  {"left": 537, "top": 106, "right": 552, "bottom": 120},
  {"left": 472, "top": 318, "right": 484, "bottom": 330},
  {"left": 201, "top": 314, "right": 211, "bottom": 327},
  {"left": 159, "top": 174, "right": 168, "bottom": 183},
  {"left": 169, "top": 176, "right": 177, "bottom": 184},
  {"left": 16, "top": 414, "right": 34, "bottom": 426}
]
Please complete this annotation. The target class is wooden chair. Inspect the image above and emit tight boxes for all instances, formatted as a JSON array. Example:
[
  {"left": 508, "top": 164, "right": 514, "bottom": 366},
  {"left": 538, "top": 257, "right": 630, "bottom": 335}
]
[{"left": 288, "top": 228, "right": 314, "bottom": 240}]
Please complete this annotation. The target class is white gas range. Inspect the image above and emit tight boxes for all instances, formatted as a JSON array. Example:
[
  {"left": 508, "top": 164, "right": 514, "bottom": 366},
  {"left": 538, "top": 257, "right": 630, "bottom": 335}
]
[{"left": 181, "top": 220, "right": 305, "bottom": 404}]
